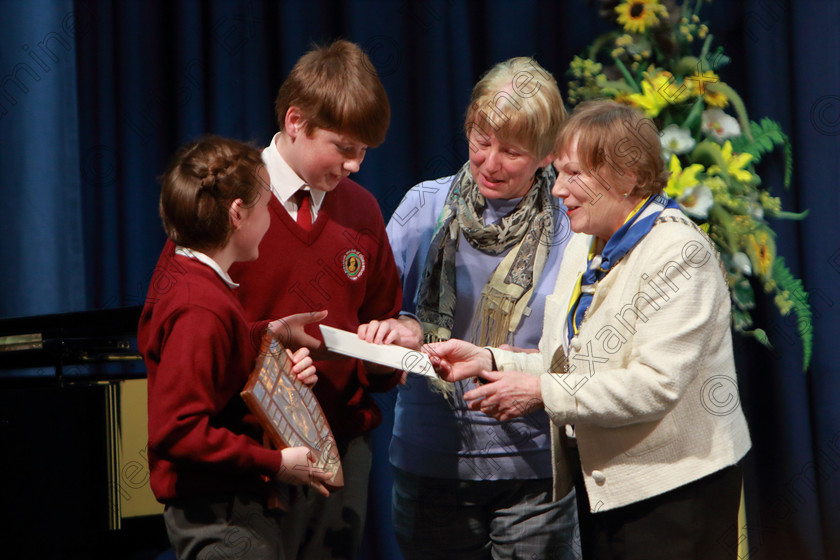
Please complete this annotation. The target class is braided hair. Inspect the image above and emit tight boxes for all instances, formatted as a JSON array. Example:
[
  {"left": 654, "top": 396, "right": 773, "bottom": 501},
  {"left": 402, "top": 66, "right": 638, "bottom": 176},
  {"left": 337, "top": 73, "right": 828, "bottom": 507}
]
[{"left": 159, "top": 135, "right": 266, "bottom": 252}]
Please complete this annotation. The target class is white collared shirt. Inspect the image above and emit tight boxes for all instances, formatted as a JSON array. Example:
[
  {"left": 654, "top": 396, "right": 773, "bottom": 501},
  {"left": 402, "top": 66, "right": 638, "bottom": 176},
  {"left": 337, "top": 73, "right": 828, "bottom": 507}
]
[
  {"left": 175, "top": 246, "right": 238, "bottom": 289},
  {"left": 262, "top": 132, "right": 326, "bottom": 222}
]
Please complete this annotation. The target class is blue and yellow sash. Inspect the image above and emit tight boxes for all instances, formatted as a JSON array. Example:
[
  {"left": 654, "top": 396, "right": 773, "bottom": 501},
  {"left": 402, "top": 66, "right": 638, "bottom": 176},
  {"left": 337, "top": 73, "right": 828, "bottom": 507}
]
[{"left": 566, "top": 194, "right": 680, "bottom": 342}]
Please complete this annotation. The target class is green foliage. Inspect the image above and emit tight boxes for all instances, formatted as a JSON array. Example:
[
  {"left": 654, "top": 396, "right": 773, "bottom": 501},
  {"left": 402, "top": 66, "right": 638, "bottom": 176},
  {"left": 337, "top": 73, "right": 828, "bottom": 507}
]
[
  {"left": 730, "top": 118, "right": 794, "bottom": 187},
  {"left": 771, "top": 258, "right": 813, "bottom": 370}
]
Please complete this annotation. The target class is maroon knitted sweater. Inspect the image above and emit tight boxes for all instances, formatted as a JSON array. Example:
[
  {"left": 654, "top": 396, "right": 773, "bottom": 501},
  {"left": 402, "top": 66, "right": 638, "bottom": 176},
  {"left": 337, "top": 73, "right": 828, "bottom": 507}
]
[
  {"left": 139, "top": 252, "right": 280, "bottom": 502},
  {"left": 229, "top": 178, "right": 403, "bottom": 440}
]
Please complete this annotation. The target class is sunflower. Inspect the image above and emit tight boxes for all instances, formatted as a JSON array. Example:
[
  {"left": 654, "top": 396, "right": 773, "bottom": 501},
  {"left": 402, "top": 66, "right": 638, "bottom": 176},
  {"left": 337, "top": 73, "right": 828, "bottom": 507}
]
[{"left": 614, "top": 0, "right": 669, "bottom": 34}]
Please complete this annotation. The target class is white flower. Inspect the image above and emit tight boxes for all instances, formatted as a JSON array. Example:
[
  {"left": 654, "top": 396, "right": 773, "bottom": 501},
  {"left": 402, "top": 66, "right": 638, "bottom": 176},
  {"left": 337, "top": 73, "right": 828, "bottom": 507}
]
[
  {"left": 732, "top": 252, "right": 752, "bottom": 275},
  {"left": 749, "top": 201, "right": 764, "bottom": 220},
  {"left": 660, "top": 124, "right": 696, "bottom": 159},
  {"left": 701, "top": 108, "right": 741, "bottom": 141},
  {"left": 677, "top": 183, "right": 714, "bottom": 219}
]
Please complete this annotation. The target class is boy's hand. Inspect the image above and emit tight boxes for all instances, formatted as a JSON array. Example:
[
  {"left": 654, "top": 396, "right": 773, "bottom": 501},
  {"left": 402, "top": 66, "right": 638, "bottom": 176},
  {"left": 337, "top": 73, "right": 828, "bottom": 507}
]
[
  {"left": 268, "top": 310, "right": 329, "bottom": 359},
  {"left": 276, "top": 447, "right": 332, "bottom": 497},
  {"left": 286, "top": 347, "right": 317, "bottom": 387},
  {"left": 357, "top": 316, "right": 423, "bottom": 349},
  {"left": 424, "top": 339, "right": 494, "bottom": 383}
]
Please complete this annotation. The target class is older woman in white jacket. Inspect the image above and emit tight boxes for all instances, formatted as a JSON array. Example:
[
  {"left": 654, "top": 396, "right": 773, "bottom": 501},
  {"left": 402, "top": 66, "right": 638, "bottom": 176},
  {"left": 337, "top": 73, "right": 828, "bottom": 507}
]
[{"left": 428, "top": 100, "right": 751, "bottom": 560}]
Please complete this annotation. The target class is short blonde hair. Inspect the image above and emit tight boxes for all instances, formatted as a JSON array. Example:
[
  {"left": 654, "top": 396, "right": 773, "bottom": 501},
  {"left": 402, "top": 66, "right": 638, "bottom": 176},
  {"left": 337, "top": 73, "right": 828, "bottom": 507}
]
[
  {"left": 464, "top": 57, "right": 566, "bottom": 161},
  {"left": 159, "top": 136, "right": 266, "bottom": 253},
  {"left": 556, "top": 100, "right": 667, "bottom": 196},
  {"left": 275, "top": 39, "right": 390, "bottom": 147}
]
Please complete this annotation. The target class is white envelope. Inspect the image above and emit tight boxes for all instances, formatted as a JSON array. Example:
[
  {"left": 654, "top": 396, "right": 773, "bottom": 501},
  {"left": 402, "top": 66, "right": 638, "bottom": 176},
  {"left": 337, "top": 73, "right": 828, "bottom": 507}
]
[{"left": 318, "top": 325, "right": 436, "bottom": 378}]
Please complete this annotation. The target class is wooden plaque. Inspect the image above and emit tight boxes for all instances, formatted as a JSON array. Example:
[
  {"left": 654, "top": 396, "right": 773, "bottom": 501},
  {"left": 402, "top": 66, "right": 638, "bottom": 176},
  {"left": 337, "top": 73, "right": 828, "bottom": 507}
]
[{"left": 241, "top": 333, "right": 343, "bottom": 488}]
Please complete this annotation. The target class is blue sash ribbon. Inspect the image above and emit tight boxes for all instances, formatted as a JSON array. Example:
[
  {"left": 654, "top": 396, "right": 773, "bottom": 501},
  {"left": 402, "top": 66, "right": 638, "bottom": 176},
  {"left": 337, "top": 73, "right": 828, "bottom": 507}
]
[{"left": 566, "top": 194, "right": 680, "bottom": 342}]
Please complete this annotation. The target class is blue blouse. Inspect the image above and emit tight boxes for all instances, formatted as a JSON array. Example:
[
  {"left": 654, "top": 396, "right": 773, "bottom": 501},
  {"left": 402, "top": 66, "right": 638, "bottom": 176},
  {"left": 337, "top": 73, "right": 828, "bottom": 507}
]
[{"left": 386, "top": 173, "right": 571, "bottom": 480}]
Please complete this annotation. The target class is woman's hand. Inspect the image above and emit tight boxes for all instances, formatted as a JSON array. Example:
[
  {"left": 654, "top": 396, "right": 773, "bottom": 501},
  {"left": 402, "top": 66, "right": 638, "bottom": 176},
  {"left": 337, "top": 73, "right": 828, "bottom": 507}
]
[
  {"left": 424, "top": 339, "right": 494, "bottom": 382},
  {"left": 286, "top": 347, "right": 317, "bottom": 388},
  {"left": 357, "top": 316, "right": 423, "bottom": 349},
  {"left": 268, "top": 310, "right": 329, "bottom": 359},
  {"left": 463, "top": 370, "right": 543, "bottom": 421},
  {"left": 276, "top": 447, "right": 332, "bottom": 497}
]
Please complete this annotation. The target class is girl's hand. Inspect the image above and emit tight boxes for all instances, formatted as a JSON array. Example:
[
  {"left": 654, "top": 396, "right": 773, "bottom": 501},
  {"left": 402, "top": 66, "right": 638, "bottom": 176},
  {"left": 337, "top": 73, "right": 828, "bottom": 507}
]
[
  {"left": 276, "top": 447, "right": 332, "bottom": 497},
  {"left": 286, "top": 347, "right": 317, "bottom": 387}
]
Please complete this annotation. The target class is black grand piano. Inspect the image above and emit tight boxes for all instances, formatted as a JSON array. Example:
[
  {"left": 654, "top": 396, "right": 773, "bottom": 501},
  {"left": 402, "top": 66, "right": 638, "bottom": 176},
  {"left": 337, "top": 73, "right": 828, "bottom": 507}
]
[
  {"left": 0, "top": 306, "right": 169, "bottom": 559},
  {"left": 0, "top": 305, "right": 145, "bottom": 382}
]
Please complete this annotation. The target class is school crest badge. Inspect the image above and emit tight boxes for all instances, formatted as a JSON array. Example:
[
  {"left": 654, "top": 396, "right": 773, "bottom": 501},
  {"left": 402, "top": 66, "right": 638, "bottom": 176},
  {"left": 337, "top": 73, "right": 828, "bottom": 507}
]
[{"left": 342, "top": 249, "right": 366, "bottom": 280}]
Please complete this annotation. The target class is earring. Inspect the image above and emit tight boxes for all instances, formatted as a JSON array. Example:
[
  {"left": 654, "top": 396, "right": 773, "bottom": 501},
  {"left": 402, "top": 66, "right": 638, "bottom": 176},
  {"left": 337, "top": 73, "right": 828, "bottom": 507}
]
[{"left": 623, "top": 191, "right": 629, "bottom": 198}]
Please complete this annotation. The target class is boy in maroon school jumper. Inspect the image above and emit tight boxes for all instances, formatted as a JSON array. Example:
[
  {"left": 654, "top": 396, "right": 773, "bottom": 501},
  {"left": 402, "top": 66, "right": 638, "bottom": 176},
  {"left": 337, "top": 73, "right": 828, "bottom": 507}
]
[
  {"left": 139, "top": 136, "right": 333, "bottom": 560},
  {"left": 228, "top": 40, "right": 420, "bottom": 560}
]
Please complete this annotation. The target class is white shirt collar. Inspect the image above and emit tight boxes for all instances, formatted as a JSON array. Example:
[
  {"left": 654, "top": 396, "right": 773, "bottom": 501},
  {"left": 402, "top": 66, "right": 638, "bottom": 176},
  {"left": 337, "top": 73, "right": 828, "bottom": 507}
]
[
  {"left": 263, "top": 132, "right": 326, "bottom": 210},
  {"left": 175, "top": 246, "right": 239, "bottom": 289}
]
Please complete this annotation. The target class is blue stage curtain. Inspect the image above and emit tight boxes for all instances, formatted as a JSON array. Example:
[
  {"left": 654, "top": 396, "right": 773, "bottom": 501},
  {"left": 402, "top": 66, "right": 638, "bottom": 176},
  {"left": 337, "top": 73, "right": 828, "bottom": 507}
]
[
  {"left": 0, "top": 0, "right": 88, "bottom": 317},
  {"left": 1, "top": 1, "right": 838, "bottom": 559},
  {"left": 732, "top": 2, "right": 840, "bottom": 559}
]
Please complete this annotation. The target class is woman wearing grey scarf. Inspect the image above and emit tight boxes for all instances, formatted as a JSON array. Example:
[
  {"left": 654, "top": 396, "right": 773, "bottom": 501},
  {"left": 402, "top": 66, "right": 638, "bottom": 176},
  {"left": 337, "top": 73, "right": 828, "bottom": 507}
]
[{"left": 360, "top": 58, "right": 578, "bottom": 560}]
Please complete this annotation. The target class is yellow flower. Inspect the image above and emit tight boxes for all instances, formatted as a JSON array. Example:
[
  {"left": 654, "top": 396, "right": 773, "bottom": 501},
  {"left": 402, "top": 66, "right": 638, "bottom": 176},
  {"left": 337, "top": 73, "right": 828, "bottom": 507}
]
[
  {"left": 745, "top": 228, "right": 776, "bottom": 279},
  {"left": 569, "top": 56, "right": 603, "bottom": 79},
  {"left": 615, "top": 0, "right": 668, "bottom": 34},
  {"left": 666, "top": 155, "right": 705, "bottom": 198},
  {"left": 613, "top": 91, "right": 635, "bottom": 105},
  {"left": 708, "top": 141, "right": 754, "bottom": 183},
  {"left": 615, "top": 34, "right": 634, "bottom": 47},
  {"left": 774, "top": 292, "right": 794, "bottom": 316},
  {"left": 704, "top": 88, "right": 729, "bottom": 108},
  {"left": 626, "top": 70, "right": 690, "bottom": 118},
  {"left": 760, "top": 191, "right": 782, "bottom": 213},
  {"left": 627, "top": 80, "right": 669, "bottom": 117},
  {"left": 686, "top": 70, "right": 729, "bottom": 108},
  {"left": 686, "top": 70, "right": 718, "bottom": 95},
  {"left": 704, "top": 175, "right": 727, "bottom": 194}
]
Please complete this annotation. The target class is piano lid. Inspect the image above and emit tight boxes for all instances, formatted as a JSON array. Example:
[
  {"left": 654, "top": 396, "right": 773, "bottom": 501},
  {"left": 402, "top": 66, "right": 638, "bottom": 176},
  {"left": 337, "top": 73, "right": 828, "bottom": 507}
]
[{"left": 0, "top": 305, "right": 143, "bottom": 375}]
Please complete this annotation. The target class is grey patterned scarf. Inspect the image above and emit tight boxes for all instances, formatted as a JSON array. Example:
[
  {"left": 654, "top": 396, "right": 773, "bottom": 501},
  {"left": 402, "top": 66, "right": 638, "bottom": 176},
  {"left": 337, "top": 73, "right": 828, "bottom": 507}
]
[{"left": 416, "top": 161, "right": 556, "bottom": 346}]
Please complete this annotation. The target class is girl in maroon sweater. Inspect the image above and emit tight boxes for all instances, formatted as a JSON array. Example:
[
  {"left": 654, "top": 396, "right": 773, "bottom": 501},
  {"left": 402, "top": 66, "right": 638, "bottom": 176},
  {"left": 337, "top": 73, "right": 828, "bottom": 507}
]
[{"left": 138, "top": 136, "right": 332, "bottom": 560}]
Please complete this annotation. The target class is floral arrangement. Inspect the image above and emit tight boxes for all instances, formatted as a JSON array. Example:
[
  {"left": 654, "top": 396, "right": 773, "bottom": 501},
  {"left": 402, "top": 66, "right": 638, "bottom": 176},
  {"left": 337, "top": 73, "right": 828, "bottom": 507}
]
[{"left": 566, "top": 0, "right": 811, "bottom": 369}]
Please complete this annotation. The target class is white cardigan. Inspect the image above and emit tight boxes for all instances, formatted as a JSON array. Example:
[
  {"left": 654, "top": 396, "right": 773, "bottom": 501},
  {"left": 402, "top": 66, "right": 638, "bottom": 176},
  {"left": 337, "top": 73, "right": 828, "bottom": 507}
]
[{"left": 490, "top": 208, "right": 751, "bottom": 512}]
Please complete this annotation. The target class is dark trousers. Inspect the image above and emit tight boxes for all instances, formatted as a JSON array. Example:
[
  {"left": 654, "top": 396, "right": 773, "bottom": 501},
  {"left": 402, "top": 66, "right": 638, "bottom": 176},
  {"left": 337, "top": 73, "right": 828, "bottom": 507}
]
[
  {"left": 575, "top": 459, "right": 743, "bottom": 560},
  {"left": 277, "top": 433, "right": 372, "bottom": 560},
  {"left": 392, "top": 468, "right": 580, "bottom": 560},
  {"left": 163, "top": 492, "right": 284, "bottom": 560}
]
